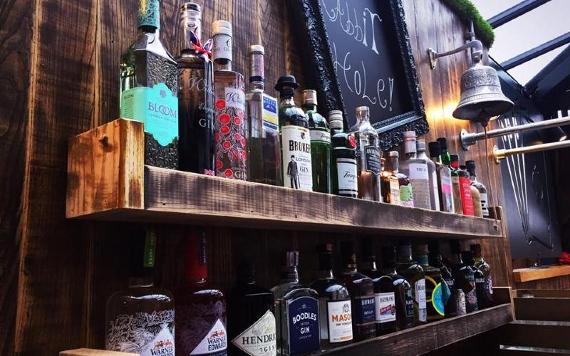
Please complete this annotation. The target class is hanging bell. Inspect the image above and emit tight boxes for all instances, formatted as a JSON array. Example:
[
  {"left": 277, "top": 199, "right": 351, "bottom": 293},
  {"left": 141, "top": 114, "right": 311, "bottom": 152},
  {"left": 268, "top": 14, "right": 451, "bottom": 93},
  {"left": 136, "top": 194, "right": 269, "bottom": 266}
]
[{"left": 453, "top": 62, "right": 513, "bottom": 124}]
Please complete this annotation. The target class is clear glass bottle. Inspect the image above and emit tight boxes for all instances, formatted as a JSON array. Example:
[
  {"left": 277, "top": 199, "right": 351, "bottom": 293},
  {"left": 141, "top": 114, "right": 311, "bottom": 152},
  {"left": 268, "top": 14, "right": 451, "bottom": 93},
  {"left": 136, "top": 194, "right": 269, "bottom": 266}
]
[
  {"left": 177, "top": 2, "right": 215, "bottom": 175},
  {"left": 381, "top": 151, "right": 413, "bottom": 206},
  {"left": 466, "top": 161, "right": 490, "bottom": 217},
  {"left": 471, "top": 244, "right": 494, "bottom": 308},
  {"left": 303, "top": 90, "right": 331, "bottom": 193},
  {"left": 175, "top": 231, "right": 227, "bottom": 355},
  {"left": 449, "top": 241, "right": 478, "bottom": 313},
  {"left": 428, "top": 141, "right": 455, "bottom": 213},
  {"left": 310, "top": 244, "right": 353, "bottom": 349},
  {"left": 350, "top": 106, "right": 381, "bottom": 201},
  {"left": 228, "top": 260, "right": 276, "bottom": 356},
  {"left": 400, "top": 131, "right": 431, "bottom": 209},
  {"left": 329, "top": 111, "right": 358, "bottom": 197},
  {"left": 271, "top": 251, "right": 320, "bottom": 355},
  {"left": 396, "top": 243, "right": 427, "bottom": 325},
  {"left": 275, "top": 75, "right": 313, "bottom": 191},
  {"left": 212, "top": 20, "right": 247, "bottom": 180},
  {"left": 339, "top": 241, "right": 376, "bottom": 341},
  {"left": 428, "top": 240, "right": 460, "bottom": 318},
  {"left": 105, "top": 229, "right": 175, "bottom": 356},
  {"left": 413, "top": 243, "right": 444, "bottom": 321},
  {"left": 381, "top": 246, "right": 414, "bottom": 330},
  {"left": 417, "top": 139, "right": 440, "bottom": 210},
  {"left": 246, "top": 45, "right": 282, "bottom": 185},
  {"left": 120, "top": 0, "right": 179, "bottom": 169}
]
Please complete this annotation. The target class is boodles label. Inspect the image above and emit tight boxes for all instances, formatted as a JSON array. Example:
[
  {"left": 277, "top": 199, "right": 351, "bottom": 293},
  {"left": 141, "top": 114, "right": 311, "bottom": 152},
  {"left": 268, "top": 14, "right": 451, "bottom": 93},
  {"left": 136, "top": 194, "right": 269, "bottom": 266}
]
[
  {"left": 282, "top": 125, "right": 313, "bottom": 191},
  {"left": 327, "top": 300, "right": 353, "bottom": 343},
  {"left": 287, "top": 296, "right": 320, "bottom": 354},
  {"left": 232, "top": 310, "right": 276, "bottom": 356}
]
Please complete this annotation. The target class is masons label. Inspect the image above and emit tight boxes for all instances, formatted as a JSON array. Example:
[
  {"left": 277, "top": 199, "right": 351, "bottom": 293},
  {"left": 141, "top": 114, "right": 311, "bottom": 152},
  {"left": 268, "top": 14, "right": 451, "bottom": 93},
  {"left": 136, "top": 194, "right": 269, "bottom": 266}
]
[
  {"left": 287, "top": 296, "right": 320, "bottom": 354},
  {"left": 375, "top": 292, "right": 396, "bottom": 323},
  {"left": 190, "top": 318, "right": 227, "bottom": 354},
  {"left": 336, "top": 158, "right": 358, "bottom": 195},
  {"left": 326, "top": 300, "right": 353, "bottom": 343},
  {"left": 282, "top": 125, "right": 313, "bottom": 191},
  {"left": 352, "top": 296, "right": 376, "bottom": 325},
  {"left": 232, "top": 310, "right": 276, "bottom": 356}
]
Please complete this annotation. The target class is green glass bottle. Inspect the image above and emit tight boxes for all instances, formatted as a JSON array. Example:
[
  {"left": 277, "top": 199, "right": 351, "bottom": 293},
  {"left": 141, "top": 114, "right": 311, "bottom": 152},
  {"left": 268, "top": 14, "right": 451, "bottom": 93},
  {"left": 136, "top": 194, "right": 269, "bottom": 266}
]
[
  {"left": 303, "top": 90, "right": 331, "bottom": 193},
  {"left": 329, "top": 110, "right": 357, "bottom": 198}
]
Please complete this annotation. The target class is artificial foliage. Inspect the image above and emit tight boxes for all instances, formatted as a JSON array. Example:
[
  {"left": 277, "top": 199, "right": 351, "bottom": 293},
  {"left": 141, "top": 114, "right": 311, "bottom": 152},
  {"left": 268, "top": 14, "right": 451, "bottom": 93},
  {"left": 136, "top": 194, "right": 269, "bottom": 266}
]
[{"left": 441, "top": 0, "right": 495, "bottom": 48}]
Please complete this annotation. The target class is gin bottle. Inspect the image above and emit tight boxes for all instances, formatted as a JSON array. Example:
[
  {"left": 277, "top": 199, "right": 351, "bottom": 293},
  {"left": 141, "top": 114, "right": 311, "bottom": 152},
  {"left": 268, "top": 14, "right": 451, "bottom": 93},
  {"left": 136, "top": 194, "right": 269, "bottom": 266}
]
[
  {"left": 449, "top": 241, "right": 478, "bottom": 313},
  {"left": 329, "top": 111, "right": 357, "bottom": 197},
  {"left": 275, "top": 75, "right": 313, "bottom": 191},
  {"left": 417, "top": 139, "right": 440, "bottom": 210},
  {"left": 106, "top": 229, "right": 175, "bottom": 356},
  {"left": 350, "top": 106, "right": 381, "bottom": 201},
  {"left": 247, "top": 45, "right": 282, "bottom": 185},
  {"left": 380, "top": 246, "right": 414, "bottom": 330},
  {"left": 212, "top": 20, "right": 247, "bottom": 180},
  {"left": 175, "top": 231, "right": 227, "bottom": 355},
  {"left": 466, "top": 161, "right": 490, "bottom": 217},
  {"left": 380, "top": 151, "right": 413, "bottom": 206},
  {"left": 271, "top": 251, "right": 320, "bottom": 355},
  {"left": 400, "top": 131, "right": 431, "bottom": 209},
  {"left": 120, "top": 0, "right": 179, "bottom": 169},
  {"left": 177, "top": 2, "right": 215, "bottom": 175},
  {"left": 428, "top": 142, "right": 454, "bottom": 213},
  {"left": 303, "top": 90, "right": 331, "bottom": 193},
  {"left": 310, "top": 244, "right": 353, "bottom": 349},
  {"left": 471, "top": 244, "right": 494, "bottom": 308},
  {"left": 428, "top": 241, "right": 461, "bottom": 317},
  {"left": 396, "top": 243, "right": 427, "bottom": 325},
  {"left": 413, "top": 243, "right": 445, "bottom": 321}
]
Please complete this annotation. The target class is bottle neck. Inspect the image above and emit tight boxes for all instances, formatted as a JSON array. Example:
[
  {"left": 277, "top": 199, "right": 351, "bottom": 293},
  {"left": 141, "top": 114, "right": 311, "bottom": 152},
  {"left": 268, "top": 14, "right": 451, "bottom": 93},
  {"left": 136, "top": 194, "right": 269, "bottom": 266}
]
[
  {"left": 441, "top": 152, "right": 451, "bottom": 166},
  {"left": 361, "top": 260, "right": 378, "bottom": 272},
  {"left": 279, "top": 95, "right": 296, "bottom": 107},
  {"left": 214, "top": 60, "right": 232, "bottom": 72},
  {"left": 303, "top": 103, "right": 317, "bottom": 112},
  {"left": 319, "top": 268, "right": 334, "bottom": 280},
  {"left": 281, "top": 266, "right": 299, "bottom": 283},
  {"left": 416, "top": 254, "right": 429, "bottom": 266},
  {"left": 431, "top": 155, "right": 443, "bottom": 165},
  {"left": 249, "top": 51, "right": 264, "bottom": 91}
]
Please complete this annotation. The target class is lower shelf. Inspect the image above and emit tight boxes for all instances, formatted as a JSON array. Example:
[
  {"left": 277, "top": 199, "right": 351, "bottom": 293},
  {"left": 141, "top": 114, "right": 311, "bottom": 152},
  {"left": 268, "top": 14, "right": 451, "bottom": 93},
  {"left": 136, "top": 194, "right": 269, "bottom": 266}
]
[{"left": 320, "top": 304, "right": 513, "bottom": 355}]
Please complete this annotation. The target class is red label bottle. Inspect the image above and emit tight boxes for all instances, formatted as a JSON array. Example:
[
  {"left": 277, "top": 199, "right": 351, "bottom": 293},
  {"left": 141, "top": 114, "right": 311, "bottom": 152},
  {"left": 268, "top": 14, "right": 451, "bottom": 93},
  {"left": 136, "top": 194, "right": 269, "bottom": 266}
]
[{"left": 459, "top": 168, "right": 474, "bottom": 216}]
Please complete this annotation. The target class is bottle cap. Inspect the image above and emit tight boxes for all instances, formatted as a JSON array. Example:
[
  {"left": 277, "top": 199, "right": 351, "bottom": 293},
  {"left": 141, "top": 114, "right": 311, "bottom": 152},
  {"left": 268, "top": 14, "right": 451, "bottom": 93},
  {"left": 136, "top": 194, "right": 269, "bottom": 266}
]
[
  {"left": 249, "top": 44, "right": 264, "bottom": 54},
  {"left": 389, "top": 151, "right": 399, "bottom": 158},
  {"left": 417, "top": 138, "right": 427, "bottom": 152},
  {"left": 450, "top": 154, "right": 459, "bottom": 163},
  {"left": 284, "top": 250, "right": 299, "bottom": 268},
  {"left": 181, "top": 1, "right": 200, "bottom": 12},
  {"left": 138, "top": 0, "right": 160, "bottom": 29},
  {"left": 450, "top": 240, "right": 461, "bottom": 253},
  {"left": 428, "top": 240, "right": 441, "bottom": 255},
  {"left": 328, "top": 110, "right": 344, "bottom": 129},
  {"left": 317, "top": 244, "right": 334, "bottom": 270},
  {"left": 302, "top": 89, "right": 318, "bottom": 106},
  {"left": 212, "top": 20, "right": 232, "bottom": 36},
  {"left": 355, "top": 106, "right": 370, "bottom": 118},
  {"left": 437, "top": 137, "right": 448, "bottom": 150},
  {"left": 466, "top": 160, "right": 476, "bottom": 175},
  {"left": 428, "top": 142, "right": 441, "bottom": 157},
  {"left": 275, "top": 75, "right": 299, "bottom": 92},
  {"left": 403, "top": 131, "right": 416, "bottom": 139},
  {"left": 237, "top": 259, "right": 256, "bottom": 282}
]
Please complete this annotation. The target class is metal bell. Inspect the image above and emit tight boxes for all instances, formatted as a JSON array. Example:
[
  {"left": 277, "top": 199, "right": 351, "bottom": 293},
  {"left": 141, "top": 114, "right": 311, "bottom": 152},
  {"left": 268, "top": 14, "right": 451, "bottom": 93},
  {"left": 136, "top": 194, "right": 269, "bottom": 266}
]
[{"left": 453, "top": 62, "right": 513, "bottom": 123}]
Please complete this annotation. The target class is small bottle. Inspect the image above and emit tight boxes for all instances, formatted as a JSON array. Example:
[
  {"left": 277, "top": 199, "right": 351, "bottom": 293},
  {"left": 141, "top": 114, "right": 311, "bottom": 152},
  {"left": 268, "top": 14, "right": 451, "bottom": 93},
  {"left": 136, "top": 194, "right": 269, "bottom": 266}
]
[
  {"left": 449, "top": 155, "right": 466, "bottom": 215},
  {"left": 246, "top": 45, "right": 282, "bottom": 185},
  {"left": 310, "top": 244, "right": 353, "bottom": 349},
  {"left": 177, "top": 2, "right": 215, "bottom": 175},
  {"left": 105, "top": 230, "right": 175, "bottom": 355},
  {"left": 449, "top": 241, "right": 478, "bottom": 313},
  {"left": 462, "top": 164, "right": 482, "bottom": 217},
  {"left": 360, "top": 240, "right": 397, "bottom": 336},
  {"left": 413, "top": 243, "right": 444, "bottom": 321},
  {"left": 417, "top": 139, "right": 440, "bottom": 210},
  {"left": 400, "top": 131, "right": 431, "bottom": 209},
  {"left": 350, "top": 106, "right": 381, "bottom": 201},
  {"left": 381, "top": 151, "right": 413, "bottom": 206},
  {"left": 471, "top": 244, "right": 494, "bottom": 308},
  {"left": 329, "top": 111, "right": 358, "bottom": 197},
  {"left": 120, "top": 0, "right": 179, "bottom": 169},
  {"left": 212, "top": 20, "right": 247, "bottom": 180},
  {"left": 396, "top": 243, "right": 427, "bottom": 325},
  {"left": 175, "top": 232, "right": 227, "bottom": 355},
  {"left": 275, "top": 75, "right": 313, "bottom": 191},
  {"left": 227, "top": 260, "right": 276, "bottom": 356},
  {"left": 428, "top": 241, "right": 460, "bottom": 318},
  {"left": 271, "top": 251, "right": 320, "bottom": 355},
  {"left": 381, "top": 246, "right": 414, "bottom": 330},
  {"left": 428, "top": 141, "right": 455, "bottom": 213},
  {"left": 466, "top": 161, "right": 490, "bottom": 217},
  {"left": 303, "top": 90, "right": 331, "bottom": 193},
  {"left": 340, "top": 241, "right": 376, "bottom": 341}
]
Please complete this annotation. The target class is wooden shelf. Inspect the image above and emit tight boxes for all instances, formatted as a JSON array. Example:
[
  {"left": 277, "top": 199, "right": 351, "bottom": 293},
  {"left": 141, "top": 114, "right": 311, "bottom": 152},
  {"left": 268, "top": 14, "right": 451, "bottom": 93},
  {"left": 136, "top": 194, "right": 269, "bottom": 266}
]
[
  {"left": 513, "top": 265, "right": 570, "bottom": 283},
  {"left": 66, "top": 119, "right": 502, "bottom": 238}
]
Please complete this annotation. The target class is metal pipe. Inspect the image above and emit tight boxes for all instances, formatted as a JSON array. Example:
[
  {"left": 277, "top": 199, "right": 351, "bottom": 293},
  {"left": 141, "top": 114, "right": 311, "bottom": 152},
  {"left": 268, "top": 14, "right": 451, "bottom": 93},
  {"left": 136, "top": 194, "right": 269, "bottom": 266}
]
[
  {"left": 488, "top": 0, "right": 551, "bottom": 29},
  {"left": 493, "top": 140, "right": 570, "bottom": 163},
  {"left": 461, "top": 116, "right": 570, "bottom": 150}
]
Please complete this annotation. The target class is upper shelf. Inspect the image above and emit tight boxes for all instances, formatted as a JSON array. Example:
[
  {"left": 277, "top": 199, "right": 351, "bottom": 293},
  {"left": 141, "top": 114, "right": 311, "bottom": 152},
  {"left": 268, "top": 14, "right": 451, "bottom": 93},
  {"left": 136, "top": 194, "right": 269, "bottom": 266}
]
[{"left": 66, "top": 119, "right": 502, "bottom": 238}]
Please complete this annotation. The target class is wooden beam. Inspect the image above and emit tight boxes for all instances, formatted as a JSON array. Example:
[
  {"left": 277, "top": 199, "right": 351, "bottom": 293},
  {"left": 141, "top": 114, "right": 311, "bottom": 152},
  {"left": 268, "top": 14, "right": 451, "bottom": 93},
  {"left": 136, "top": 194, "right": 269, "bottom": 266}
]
[{"left": 513, "top": 265, "right": 570, "bottom": 283}]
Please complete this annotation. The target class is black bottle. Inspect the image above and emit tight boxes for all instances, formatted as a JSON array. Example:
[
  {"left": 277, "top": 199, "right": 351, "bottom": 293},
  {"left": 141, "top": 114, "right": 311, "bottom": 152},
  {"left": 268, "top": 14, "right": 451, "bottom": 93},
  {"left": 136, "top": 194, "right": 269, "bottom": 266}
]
[
  {"left": 428, "top": 241, "right": 460, "bottom": 318},
  {"left": 381, "top": 246, "right": 414, "bottom": 330},
  {"left": 449, "top": 241, "right": 478, "bottom": 313},
  {"left": 396, "top": 243, "right": 427, "bottom": 325},
  {"left": 413, "top": 243, "right": 444, "bottom": 321},
  {"left": 471, "top": 243, "right": 494, "bottom": 308},
  {"left": 463, "top": 248, "right": 491, "bottom": 309}
]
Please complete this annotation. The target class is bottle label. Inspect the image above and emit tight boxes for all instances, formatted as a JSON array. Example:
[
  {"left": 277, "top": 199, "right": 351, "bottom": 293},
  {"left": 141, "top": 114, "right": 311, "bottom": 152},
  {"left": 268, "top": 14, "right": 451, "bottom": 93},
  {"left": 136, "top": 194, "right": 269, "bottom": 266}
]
[
  {"left": 455, "top": 289, "right": 467, "bottom": 315},
  {"left": 465, "top": 289, "right": 478, "bottom": 312},
  {"left": 425, "top": 276, "right": 445, "bottom": 317},
  {"left": 190, "top": 318, "right": 228, "bottom": 354},
  {"left": 459, "top": 176, "right": 475, "bottom": 215},
  {"left": 352, "top": 296, "right": 376, "bottom": 326},
  {"left": 326, "top": 300, "right": 353, "bottom": 343},
  {"left": 336, "top": 158, "right": 358, "bottom": 196},
  {"left": 389, "top": 177, "right": 401, "bottom": 205},
  {"left": 441, "top": 173, "right": 452, "bottom": 194},
  {"left": 414, "top": 279, "right": 427, "bottom": 322},
  {"left": 404, "top": 288, "right": 415, "bottom": 319},
  {"left": 281, "top": 125, "right": 313, "bottom": 191},
  {"left": 375, "top": 292, "right": 396, "bottom": 323},
  {"left": 440, "top": 172, "right": 454, "bottom": 212},
  {"left": 213, "top": 33, "right": 232, "bottom": 61},
  {"left": 214, "top": 87, "right": 247, "bottom": 180},
  {"left": 400, "top": 185, "right": 414, "bottom": 207},
  {"left": 480, "top": 192, "right": 489, "bottom": 217},
  {"left": 409, "top": 163, "right": 431, "bottom": 209},
  {"left": 431, "top": 170, "right": 440, "bottom": 210},
  {"left": 364, "top": 146, "right": 381, "bottom": 175},
  {"left": 262, "top": 94, "right": 278, "bottom": 132},
  {"left": 310, "top": 130, "right": 331, "bottom": 143},
  {"left": 232, "top": 310, "right": 276, "bottom": 356},
  {"left": 452, "top": 176, "right": 463, "bottom": 214},
  {"left": 121, "top": 83, "right": 179, "bottom": 147},
  {"left": 106, "top": 310, "right": 175, "bottom": 356},
  {"left": 286, "top": 296, "right": 320, "bottom": 354},
  {"left": 487, "top": 277, "right": 493, "bottom": 294}
]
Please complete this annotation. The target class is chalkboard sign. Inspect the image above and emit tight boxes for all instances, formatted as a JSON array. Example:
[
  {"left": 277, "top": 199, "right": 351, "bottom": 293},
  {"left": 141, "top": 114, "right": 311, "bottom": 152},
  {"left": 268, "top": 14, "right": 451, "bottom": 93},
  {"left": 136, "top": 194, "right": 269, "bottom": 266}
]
[{"left": 290, "top": 0, "right": 427, "bottom": 150}]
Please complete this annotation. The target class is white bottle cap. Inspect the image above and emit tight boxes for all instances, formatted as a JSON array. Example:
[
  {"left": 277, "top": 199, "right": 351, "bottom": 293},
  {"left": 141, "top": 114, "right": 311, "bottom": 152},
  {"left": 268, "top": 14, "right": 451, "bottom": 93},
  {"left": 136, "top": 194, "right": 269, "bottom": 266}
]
[{"left": 212, "top": 20, "right": 232, "bottom": 36}]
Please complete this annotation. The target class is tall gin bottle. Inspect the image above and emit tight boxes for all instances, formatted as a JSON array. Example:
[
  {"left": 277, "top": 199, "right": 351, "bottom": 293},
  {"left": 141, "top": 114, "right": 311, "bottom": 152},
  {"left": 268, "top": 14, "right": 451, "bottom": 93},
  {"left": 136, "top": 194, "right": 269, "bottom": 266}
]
[
  {"left": 177, "top": 2, "right": 215, "bottom": 174},
  {"left": 466, "top": 161, "right": 489, "bottom": 217},
  {"left": 303, "top": 90, "right": 331, "bottom": 193},
  {"left": 400, "top": 131, "right": 431, "bottom": 209},
  {"left": 275, "top": 75, "right": 313, "bottom": 191},
  {"left": 106, "top": 230, "right": 175, "bottom": 356},
  {"left": 417, "top": 139, "right": 440, "bottom": 210},
  {"left": 428, "top": 142, "right": 454, "bottom": 213},
  {"left": 396, "top": 243, "right": 427, "bottom": 325},
  {"left": 212, "top": 20, "right": 247, "bottom": 180},
  {"left": 247, "top": 45, "right": 281, "bottom": 185},
  {"left": 120, "top": 0, "right": 179, "bottom": 169},
  {"left": 271, "top": 251, "right": 320, "bottom": 355},
  {"left": 350, "top": 106, "right": 381, "bottom": 201},
  {"left": 329, "top": 111, "right": 357, "bottom": 197},
  {"left": 310, "top": 244, "right": 353, "bottom": 349}
]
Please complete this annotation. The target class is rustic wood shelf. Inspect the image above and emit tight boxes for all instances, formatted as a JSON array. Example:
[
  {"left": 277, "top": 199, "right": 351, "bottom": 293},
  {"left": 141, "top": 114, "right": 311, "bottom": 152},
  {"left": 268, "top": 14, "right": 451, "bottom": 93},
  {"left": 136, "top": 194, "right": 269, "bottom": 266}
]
[
  {"left": 66, "top": 119, "right": 502, "bottom": 238},
  {"left": 513, "top": 265, "right": 570, "bottom": 283}
]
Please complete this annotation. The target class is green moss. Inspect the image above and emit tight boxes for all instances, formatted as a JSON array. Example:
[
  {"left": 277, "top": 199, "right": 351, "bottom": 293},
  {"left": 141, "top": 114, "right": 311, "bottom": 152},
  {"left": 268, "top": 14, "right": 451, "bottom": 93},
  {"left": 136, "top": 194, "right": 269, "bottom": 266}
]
[{"left": 441, "top": 0, "right": 495, "bottom": 48}]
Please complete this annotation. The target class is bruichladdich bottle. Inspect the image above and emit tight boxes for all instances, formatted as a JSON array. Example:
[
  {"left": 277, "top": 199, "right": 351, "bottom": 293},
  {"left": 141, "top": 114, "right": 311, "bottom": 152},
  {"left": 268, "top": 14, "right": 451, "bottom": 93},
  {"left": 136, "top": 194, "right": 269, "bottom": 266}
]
[
  {"left": 177, "top": 2, "right": 215, "bottom": 175},
  {"left": 120, "top": 0, "right": 179, "bottom": 169},
  {"left": 329, "top": 110, "right": 358, "bottom": 198},
  {"left": 275, "top": 75, "right": 313, "bottom": 191},
  {"left": 303, "top": 90, "right": 331, "bottom": 193}
]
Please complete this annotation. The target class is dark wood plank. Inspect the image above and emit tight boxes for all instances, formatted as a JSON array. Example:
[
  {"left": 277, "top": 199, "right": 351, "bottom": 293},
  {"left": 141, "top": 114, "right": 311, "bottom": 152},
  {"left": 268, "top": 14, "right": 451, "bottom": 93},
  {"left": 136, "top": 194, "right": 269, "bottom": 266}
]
[
  {"left": 497, "top": 320, "right": 570, "bottom": 350},
  {"left": 514, "top": 297, "right": 570, "bottom": 321},
  {"left": 516, "top": 289, "right": 570, "bottom": 298}
]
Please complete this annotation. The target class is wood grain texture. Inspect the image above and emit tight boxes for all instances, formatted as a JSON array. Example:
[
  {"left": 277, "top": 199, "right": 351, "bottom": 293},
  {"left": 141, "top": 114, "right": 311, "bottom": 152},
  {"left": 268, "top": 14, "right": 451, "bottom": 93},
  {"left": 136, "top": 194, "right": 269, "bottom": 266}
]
[
  {"left": 60, "top": 349, "right": 138, "bottom": 356},
  {"left": 514, "top": 297, "right": 570, "bottom": 321},
  {"left": 495, "top": 320, "right": 570, "bottom": 350},
  {"left": 513, "top": 265, "right": 570, "bottom": 283}
]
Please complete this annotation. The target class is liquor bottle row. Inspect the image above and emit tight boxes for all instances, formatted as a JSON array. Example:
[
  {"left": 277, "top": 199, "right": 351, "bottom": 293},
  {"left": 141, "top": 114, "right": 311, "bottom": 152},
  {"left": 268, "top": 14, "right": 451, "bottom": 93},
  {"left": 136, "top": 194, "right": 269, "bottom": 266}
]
[
  {"left": 120, "top": 0, "right": 489, "bottom": 218},
  {"left": 105, "top": 232, "right": 494, "bottom": 356}
]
